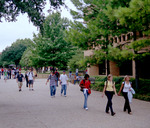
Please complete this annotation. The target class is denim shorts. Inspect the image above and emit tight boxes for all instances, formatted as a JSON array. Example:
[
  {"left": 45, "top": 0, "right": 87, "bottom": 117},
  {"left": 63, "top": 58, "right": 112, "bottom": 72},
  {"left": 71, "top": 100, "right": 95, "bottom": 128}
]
[{"left": 29, "top": 80, "right": 33, "bottom": 85}]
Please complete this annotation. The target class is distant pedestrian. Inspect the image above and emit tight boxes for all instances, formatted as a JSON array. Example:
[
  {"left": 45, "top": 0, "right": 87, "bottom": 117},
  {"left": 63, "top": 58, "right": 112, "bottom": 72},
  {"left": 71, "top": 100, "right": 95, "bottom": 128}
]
[
  {"left": 76, "top": 69, "right": 78, "bottom": 76},
  {"left": 1, "top": 68, "right": 4, "bottom": 75},
  {"left": 59, "top": 70, "right": 68, "bottom": 97},
  {"left": 4, "top": 68, "right": 7, "bottom": 82},
  {"left": 118, "top": 75, "right": 133, "bottom": 115},
  {"left": 79, "top": 74, "right": 91, "bottom": 111},
  {"left": 0, "top": 69, "right": 1, "bottom": 79},
  {"left": 25, "top": 71, "right": 29, "bottom": 87},
  {"left": 69, "top": 70, "right": 72, "bottom": 78},
  {"left": 55, "top": 70, "right": 60, "bottom": 87},
  {"left": 102, "top": 74, "right": 117, "bottom": 116},
  {"left": 46, "top": 71, "right": 57, "bottom": 98},
  {"left": 16, "top": 71, "right": 25, "bottom": 91},
  {"left": 27, "top": 68, "right": 35, "bottom": 91}
]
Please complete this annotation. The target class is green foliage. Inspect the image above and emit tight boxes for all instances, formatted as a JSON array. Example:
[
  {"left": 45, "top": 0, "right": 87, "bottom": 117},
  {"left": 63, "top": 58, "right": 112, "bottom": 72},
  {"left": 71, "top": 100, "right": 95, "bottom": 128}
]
[
  {"left": 19, "top": 48, "right": 34, "bottom": 67},
  {"left": 31, "top": 13, "right": 75, "bottom": 69},
  {"left": 0, "top": 38, "right": 33, "bottom": 66},
  {"left": 0, "top": 0, "right": 64, "bottom": 31},
  {"left": 68, "top": 49, "right": 86, "bottom": 71}
]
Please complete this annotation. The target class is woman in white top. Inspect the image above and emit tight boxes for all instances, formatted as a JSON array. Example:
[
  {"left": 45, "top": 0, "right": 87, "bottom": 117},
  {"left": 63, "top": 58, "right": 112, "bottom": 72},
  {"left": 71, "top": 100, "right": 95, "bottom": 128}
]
[{"left": 118, "top": 75, "right": 132, "bottom": 114}]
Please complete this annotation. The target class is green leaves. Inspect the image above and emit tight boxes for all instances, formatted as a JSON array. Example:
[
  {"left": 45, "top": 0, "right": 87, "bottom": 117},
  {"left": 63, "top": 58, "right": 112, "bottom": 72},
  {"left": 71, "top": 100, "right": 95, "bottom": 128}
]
[{"left": 30, "top": 13, "right": 75, "bottom": 69}]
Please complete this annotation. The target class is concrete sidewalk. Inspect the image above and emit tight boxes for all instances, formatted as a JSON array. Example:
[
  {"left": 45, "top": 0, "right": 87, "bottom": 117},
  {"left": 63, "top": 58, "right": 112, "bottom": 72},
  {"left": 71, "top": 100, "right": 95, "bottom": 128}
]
[{"left": 0, "top": 78, "right": 150, "bottom": 128}]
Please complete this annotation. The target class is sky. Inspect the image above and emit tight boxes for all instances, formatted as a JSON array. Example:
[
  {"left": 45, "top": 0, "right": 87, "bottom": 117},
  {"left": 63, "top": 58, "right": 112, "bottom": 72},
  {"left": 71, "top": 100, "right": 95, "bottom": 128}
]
[{"left": 0, "top": 0, "right": 76, "bottom": 52}]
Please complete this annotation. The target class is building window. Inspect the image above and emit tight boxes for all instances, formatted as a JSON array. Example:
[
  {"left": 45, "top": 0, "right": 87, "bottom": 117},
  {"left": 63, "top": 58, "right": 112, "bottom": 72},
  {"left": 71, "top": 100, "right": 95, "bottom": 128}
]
[
  {"left": 115, "top": 37, "right": 117, "bottom": 43},
  {"left": 99, "top": 61, "right": 106, "bottom": 75},
  {"left": 119, "top": 36, "right": 121, "bottom": 42},
  {"left": 119, "top": 60, "right": 132, "bottom": 75},
  {"left": 127, "top": 34, "right": 131, "bottom": 40},
  {"left": 122, "top": 35, "right": 126, "bottom": 41}
]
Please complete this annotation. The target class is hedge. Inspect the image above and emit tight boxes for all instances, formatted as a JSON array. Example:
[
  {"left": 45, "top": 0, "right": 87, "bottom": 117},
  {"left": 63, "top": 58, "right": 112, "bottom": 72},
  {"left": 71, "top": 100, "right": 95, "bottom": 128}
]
[{"left": 91, "top": 76, "right": 150, "bottom": 101}]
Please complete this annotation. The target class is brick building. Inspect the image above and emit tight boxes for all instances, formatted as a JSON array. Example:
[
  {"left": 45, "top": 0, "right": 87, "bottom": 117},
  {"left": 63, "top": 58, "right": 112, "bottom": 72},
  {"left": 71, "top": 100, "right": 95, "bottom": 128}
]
[{"left": 84, "top": 32, "right": 150, "bottom": 79}]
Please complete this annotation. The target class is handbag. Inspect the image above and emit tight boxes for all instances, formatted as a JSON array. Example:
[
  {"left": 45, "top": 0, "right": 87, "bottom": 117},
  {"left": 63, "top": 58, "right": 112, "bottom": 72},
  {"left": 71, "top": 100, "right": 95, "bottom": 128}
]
[{"left": 88, "top": 88, "right": 91, "bottom": 94}]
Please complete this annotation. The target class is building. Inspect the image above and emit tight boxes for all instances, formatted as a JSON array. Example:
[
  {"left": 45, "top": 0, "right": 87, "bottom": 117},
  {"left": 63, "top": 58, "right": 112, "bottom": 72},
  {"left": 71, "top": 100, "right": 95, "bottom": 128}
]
[{"left": 84, "top": 32, "right": 150, "bottom": 79}]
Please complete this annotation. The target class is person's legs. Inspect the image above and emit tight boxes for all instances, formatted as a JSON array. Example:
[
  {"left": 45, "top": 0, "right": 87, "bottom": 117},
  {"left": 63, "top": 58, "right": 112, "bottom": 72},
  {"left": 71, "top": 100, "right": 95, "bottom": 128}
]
[
  {"left": 64, "top": 84, "right": 67, "bottom": 96},
  {"left": 83, "top": 90, "right": 88, "bottom": 109},
  {"left": 61, "top": 85, "right": 64, "bottom": 95},
  {"left": 105, "top": 91, "right": 114, "bottom": 115},
  {"left": 53, "top": 85, "right": 56, "bottom": 96},
  {"left": 50, "top": 86, "right": 53, "bottom": 96},
  {"left": 123, "top": 92, "right": 131, "bottom": 113}
]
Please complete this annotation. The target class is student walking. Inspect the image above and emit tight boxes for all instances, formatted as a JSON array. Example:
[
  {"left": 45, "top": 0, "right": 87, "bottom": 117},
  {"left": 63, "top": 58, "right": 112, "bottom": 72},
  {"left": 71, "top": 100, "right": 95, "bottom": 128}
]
[
  {"left": 79, "top": 74, "right": 91, "bottom": 111},
  {"left": 16, "top": 71, "right": 24, "bottom": 91},
  {"left": 102, "top": 74, "right": 117, "bottom": 116},
  {"left": 0, "top": 69, "right": 1, "bottom": 79},
  {"left": 55, "top": 70, "right": 60, "bottom": 87},
  {"left": 46, "top": 71, "right": 57, "bottom": 98},
  {"left": 25, "top": 71, "right": 29, "bottom": 87},
  {"left": 4, "top": 68, "right": 7, "bottom": 82},
  {"left": 27, "top": 68, "right": 35, "bottom": 91},
  {"left": 118, "top": 75, "right": 133, "bottom": 115},
  {"left": 59, "top": 71, "right": 68, "bottom": 97}
]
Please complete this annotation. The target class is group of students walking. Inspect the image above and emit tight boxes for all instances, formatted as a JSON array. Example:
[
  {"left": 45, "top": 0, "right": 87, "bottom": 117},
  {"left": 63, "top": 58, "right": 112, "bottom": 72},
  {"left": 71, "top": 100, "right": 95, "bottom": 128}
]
[{"left": 80, "top": 74, "right": 134, "bottom": 116}]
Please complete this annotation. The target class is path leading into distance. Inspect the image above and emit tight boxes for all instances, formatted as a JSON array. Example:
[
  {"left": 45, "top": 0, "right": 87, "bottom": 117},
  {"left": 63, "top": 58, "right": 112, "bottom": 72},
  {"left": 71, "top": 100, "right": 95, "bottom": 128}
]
[{"left": 0, "top": 77, "right": 150, "bottom": 128}]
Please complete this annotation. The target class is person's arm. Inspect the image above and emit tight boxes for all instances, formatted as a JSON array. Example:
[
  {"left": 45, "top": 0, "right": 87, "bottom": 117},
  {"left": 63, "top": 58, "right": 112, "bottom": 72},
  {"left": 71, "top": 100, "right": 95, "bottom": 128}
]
[
  {"left": 102, "top": 81, "right": 107, "bottom": 97},
  {"left": 16, "top": 75, "right": 18, "bottom": 83},
  {"left": 118, "top": 83, "right": 124, "bottom": 96},
  {"left": 46, "top": 76, "right": 50, "bottom": 85}
]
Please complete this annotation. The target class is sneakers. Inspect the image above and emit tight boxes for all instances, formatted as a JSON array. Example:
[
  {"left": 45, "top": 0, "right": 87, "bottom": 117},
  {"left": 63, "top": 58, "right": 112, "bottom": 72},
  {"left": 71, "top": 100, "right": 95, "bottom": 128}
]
[
  {"left": 85, "top": 108, "right": 88, "bottom": 111},
  {"left": 19, "top": 89, "right": 21, "bottom": 92}
]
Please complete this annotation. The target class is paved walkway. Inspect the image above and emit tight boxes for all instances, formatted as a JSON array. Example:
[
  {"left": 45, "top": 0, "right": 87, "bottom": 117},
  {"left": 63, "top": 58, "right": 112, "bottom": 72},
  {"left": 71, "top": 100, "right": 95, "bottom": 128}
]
[{"left": 0, "top": 78, "right": 150, "bottom": 128}]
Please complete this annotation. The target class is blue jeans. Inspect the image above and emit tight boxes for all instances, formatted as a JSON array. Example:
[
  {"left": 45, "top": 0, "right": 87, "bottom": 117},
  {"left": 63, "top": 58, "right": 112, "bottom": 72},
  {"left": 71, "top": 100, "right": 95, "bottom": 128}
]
[
  {"left": 61, "top": 84, "right": 67, "bottom": 96},
  {"left": 83, "top": 90, "right": 89, "bottom": 108},
  {"left": 50, "top": 85, "right": 56, "bottom": 96}
]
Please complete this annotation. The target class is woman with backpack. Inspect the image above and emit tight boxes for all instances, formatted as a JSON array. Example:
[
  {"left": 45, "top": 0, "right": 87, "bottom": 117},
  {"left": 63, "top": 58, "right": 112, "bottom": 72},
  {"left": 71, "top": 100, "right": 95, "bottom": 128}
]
[
  {"left": 102, "top": 74, "right": 117, "bottom": 116},
  {"left": 79, "top": 74, "right": 91, "bottom": 111},
  {"left": 118, "top": 75, "right": 132, "bottom": 115}
]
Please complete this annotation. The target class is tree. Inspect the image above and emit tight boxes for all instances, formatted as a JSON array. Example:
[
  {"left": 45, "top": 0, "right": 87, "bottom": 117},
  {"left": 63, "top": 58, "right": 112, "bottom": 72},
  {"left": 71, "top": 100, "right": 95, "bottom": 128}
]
[
  {"left": 0, "top": 0, "right": 64, "bottom": 31},
  {"left": 105, "top": 0, "right": 150, "bottom": 89},
  {"left": 68, "top": 49, "right": 86, "bottom": 71},
  {"left": 31, "top": 12, "right": 74, "bottom": 69},
  {"left": 67, "top": 0, "right": 131, "bottom": 75},
  {"left": 20, "top": 48, "right": 34, "bottom": 67},
  {"left": 0, "top": 38, "right": 33, "bottom": 67}
]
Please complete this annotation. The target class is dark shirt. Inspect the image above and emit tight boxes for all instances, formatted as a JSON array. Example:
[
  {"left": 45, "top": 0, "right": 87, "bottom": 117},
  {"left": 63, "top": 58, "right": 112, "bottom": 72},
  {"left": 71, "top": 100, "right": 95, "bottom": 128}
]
[{"left": 17, "top": 74, "right": 24, "bottom": 82}]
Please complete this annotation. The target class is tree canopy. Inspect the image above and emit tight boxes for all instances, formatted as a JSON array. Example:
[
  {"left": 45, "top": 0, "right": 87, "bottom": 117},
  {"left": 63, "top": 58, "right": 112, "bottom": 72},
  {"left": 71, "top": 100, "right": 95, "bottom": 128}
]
[
  {"left": 0, "top": 38, "right": 33, "bottom": 67},
  {"left": 0, "top": 0, "right": 64, "bottom": 31},
  {"left": 29, "top": 12, "right": 74, "bottom": 69}
]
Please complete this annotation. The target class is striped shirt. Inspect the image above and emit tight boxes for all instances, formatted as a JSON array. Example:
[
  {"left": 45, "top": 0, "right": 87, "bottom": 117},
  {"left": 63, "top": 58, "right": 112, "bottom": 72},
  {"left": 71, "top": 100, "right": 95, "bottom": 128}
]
[{"left": 48, "top": 75, "right": 57, "bottom": 86}]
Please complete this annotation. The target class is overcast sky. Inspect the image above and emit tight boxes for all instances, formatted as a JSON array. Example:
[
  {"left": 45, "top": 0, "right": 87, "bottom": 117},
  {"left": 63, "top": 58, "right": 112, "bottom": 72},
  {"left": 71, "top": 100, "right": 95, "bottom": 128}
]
[{"left": 0, "top": 0, "right": 76, "bottom": 52}]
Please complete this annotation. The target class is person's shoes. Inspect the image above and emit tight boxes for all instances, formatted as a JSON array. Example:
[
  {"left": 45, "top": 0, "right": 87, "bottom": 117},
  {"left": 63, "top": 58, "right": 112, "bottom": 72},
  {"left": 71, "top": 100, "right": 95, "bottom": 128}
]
[
  {"left": 85, "top": 108, "right": 88, "bottom": 111},
  {"left": 61, "top": 94, "right": 62, "bottom": 96},
  {"left": 64, "top": 95, "right": 67, "bottom": 97},
  {"left": 19, "top": 89, "right": 21, "bottom": 92},
  {"left": 32, "top": 89, "right": 34, "bottom": 91},
  {"left": 128, "top": 112, "right": 132, "bottom": 115},
  {"left": 111, "top": 112, "right": 116, "bottom": 116},
  {"left": 106, "top": 111, "right": 110, "bottom": 114}
]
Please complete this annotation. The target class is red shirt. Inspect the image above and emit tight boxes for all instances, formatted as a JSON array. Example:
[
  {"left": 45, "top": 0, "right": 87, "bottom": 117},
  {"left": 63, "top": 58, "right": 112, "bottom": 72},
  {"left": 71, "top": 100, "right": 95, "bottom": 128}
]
[{"left": 80, "top": 80, "right": 91, "bottom": 89}]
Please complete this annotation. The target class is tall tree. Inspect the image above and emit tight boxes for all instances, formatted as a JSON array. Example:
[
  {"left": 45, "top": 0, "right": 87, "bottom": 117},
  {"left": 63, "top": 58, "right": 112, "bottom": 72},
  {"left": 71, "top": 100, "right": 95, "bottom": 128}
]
[
  {"left": 67, "top": 0, "right": 131, "bottom": 75},
  {"left": 105, "top": 0, "right": 150, "bottom": 89},
  {"left": 0, "top": 0, "right": 64, "bottom": 31},
  {"left": 1, "top": 38, "right": 33, "bottom": 67},
  {"left": 31, "top": 12, "right": 74, "bottom": 69}
]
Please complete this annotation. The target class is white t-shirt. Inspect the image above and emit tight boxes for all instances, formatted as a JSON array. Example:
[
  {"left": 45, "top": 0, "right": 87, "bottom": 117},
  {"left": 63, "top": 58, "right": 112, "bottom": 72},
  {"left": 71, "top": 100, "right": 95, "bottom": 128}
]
[
  {"left": 123, "top": 82, "right": 131, "bottom": 92},
  {"left": 27, "top": 72, "right": 34, "bottom": 80},
  {"left": 60, "top": 74, "right": 68, "bottom": 85}
]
